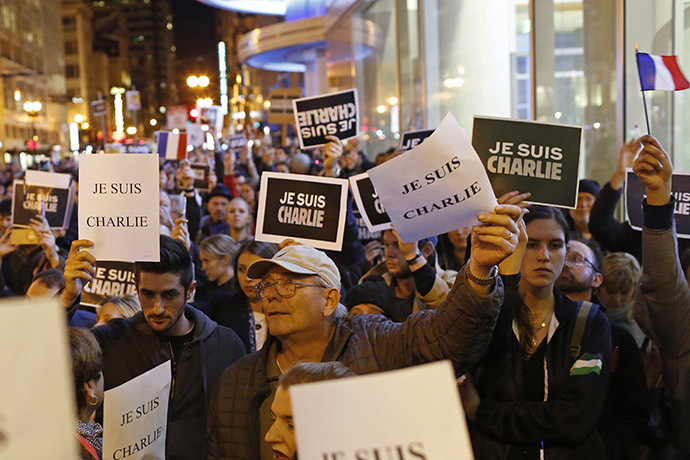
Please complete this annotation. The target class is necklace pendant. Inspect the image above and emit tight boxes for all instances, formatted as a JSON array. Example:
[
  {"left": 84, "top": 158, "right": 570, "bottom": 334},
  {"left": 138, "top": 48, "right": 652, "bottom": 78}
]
[{"left": 540, "top": 321, "right": 546, "bottom": 328}]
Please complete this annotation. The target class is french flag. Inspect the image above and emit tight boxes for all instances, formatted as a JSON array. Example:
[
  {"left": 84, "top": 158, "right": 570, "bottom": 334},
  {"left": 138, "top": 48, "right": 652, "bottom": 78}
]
[
  {"left": 637, "top": 52, "right": 690, "bottom": 91},
  {"left": 156, "top": 131, "right": 187, "bottom": 160}
]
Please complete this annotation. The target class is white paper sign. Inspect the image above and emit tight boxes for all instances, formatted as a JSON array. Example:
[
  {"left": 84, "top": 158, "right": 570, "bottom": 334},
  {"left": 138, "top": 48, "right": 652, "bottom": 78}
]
[
  {"left": 0, "top": 299, "right": 78, "bottom": 460},
  {"left": 79, "top": 154, "right": 160, "bottom": 262},
  {"left": 291, "top": 361, "right": 474, "bottom": 460},
  {"left": 25, "top": 170, "right": 72, "bottom": 189},
  {"left": 103, "top": 361, "right": 171, "bottom": 460},
  {"left": 368, "top": 113, "right": 497, "bottom": 242}
]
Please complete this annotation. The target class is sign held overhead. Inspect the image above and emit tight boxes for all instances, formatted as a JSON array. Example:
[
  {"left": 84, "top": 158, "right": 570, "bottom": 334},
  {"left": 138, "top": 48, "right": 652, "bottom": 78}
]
[{"left": 292, "top": 89, "right": 359, "bottom": 149}]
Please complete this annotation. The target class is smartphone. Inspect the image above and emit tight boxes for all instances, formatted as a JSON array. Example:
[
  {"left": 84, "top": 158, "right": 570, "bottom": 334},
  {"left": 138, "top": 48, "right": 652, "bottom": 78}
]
[{"left": 10, "top": 228, "right": 38, "bottom": 245}]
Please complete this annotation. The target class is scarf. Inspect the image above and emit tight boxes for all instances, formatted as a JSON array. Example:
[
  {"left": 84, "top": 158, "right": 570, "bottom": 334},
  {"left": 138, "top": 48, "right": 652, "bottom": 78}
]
[{"left": 76, "top": 419, "right": 103, "bottom": 459}]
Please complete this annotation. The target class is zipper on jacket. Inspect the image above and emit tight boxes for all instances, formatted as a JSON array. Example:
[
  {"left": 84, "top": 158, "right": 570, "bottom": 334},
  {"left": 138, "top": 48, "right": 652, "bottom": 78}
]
[{"left": 168, "top": 341, "right": 177, "bottom": 402}]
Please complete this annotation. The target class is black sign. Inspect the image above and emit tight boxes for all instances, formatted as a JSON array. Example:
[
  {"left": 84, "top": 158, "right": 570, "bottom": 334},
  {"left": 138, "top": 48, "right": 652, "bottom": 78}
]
[
  {"left": 190, "top": 163, "right": 210, "bottom": 191},
  {"left": 227, "top": 134, "right": 247, "bottom": 150},
  {"left": 400, "top": 129, "right": 435, "bottom": 152},
  {"left": 12, "top": 181, "right": 73, "bottom": 229},
  {"left": 293, "top": 89, "right": 359, "bottom": 149},
  {"left": 121, "top": 144, "right": 151, "bottom": 154},
  {"left": 472, "top": 116, "right": 583, "bottom": 209},
  {"left": 256, "top": 173, "right": 348, "bottom": 250},
  {"left": 625, "top": 170, "right": 690, "bottom": 238},
  {"left": 81, "top": 261, "right": 137, "bottom": 307},
  {"left": 349, "top": 173, "right": 391, "bottom": 232},
  {"left": 92, "top": 99, "right": 107, "bottom": 117}
]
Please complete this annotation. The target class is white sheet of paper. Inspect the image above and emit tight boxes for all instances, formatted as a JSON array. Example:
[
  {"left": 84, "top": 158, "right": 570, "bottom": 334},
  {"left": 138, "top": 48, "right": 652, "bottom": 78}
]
[
  {"left": 78, "top": 154, "right": 160, "bottom": 262},
  {"left": 103, "top": 361, "right": 171, "bottom": 460},
  {"left": 368, "top": 113, "right": 497, "bottom": 242},
  {"left": 0, "top": 299, "right": 78, "bottom": 460},
  {"left": 25, "top": 170, "right": 72, "bottom": 189},
  {"left": 291, "top": 361, "right": 474, "bottom": 459}
]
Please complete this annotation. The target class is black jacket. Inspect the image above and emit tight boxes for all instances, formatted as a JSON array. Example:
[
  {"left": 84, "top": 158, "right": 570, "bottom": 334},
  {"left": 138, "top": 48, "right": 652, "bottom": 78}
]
[
  {"left": 469, "top": 276, "right": 612, "bottom": 460},
  {"left": 91, "top": 306, "right": 245, "bottom": 460}
]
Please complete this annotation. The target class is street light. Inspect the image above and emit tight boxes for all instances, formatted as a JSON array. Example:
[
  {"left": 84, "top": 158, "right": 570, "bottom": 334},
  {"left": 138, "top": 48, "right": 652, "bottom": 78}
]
[
  {"left": 196, "top": 97, "right": 213, "bottom": 108},
  {"left": 187, "top": 75, "right": 210, "bottom": 88},
  {"left": 23, "top": 101, "right": 42, "bottom": 149}
]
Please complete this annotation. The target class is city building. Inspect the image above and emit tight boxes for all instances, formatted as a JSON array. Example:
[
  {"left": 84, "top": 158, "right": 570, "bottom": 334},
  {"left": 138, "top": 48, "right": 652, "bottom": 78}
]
[
  {"left": 0, "top": 0, "right": 67, "bottom": 159},
  {"left": 199, "top": 0, "right": 690, "bottom": 185},
  {"left": 94, "top": 0, "right": 179, "bottom": 137}
]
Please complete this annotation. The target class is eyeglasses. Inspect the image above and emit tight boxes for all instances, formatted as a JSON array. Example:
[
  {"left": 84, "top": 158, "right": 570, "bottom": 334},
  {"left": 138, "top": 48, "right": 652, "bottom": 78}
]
[
  {"left": 254, "top": 279, "right": 327, "bottom": 300},
  {"left": 565, "top": 253, "right": 597, "bottom": 270}
]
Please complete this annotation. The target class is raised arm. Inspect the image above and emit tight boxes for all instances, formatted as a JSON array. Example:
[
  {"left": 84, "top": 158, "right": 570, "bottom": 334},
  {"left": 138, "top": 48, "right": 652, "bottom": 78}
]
[
  {"left": 632, "top": 136, "right": 690, "bottom": 359},
  {"left": 360, "top": 204, "right": 522, "bottom": 375}
]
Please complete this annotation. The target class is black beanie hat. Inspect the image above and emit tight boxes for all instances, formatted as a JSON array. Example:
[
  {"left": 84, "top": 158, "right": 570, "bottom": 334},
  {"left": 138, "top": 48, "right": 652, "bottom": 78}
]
[
  {"left": 578, "top": 179, "right": 601, "bottom": 197},
  {"left": 344, "top": 275, "right": 395, "bottom": 319}
]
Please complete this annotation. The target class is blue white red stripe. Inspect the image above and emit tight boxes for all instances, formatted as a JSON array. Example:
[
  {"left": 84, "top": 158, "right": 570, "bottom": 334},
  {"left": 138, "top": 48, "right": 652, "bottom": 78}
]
[
  {"left": 155, "top": 131, "right": 187, "bottom": 160},
  {"left": 637, "top": 52, "right": 690, "bottom": 91}
]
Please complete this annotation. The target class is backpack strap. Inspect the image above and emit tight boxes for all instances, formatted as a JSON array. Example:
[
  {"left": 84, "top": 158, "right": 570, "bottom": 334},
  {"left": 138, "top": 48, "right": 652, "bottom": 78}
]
[{"left": 571, "top": 300, "right": 593, "bottom": 359}]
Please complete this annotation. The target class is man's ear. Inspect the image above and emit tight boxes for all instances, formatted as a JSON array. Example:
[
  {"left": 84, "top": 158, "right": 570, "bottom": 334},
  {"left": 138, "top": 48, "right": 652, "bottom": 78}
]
[
  {"left": 322, "top": 288, "right": 341, "bottom": 317},
  {"left": 186, "top": 280, "right": 198, "bottom": 302},
  {"left": 592, "top": 273, "right": 603, "bottom": 289}
]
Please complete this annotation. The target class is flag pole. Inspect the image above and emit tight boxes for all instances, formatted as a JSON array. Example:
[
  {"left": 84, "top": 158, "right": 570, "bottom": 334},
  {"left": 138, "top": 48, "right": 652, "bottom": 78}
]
[{"left": 635, "top": 44, "right": 652, "bottom": 135}]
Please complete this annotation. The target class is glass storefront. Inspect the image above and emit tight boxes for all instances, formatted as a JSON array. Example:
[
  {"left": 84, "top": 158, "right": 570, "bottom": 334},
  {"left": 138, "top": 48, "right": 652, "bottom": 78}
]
[{"left": 352, "top": 0, "right": 690, "bottom": 184}]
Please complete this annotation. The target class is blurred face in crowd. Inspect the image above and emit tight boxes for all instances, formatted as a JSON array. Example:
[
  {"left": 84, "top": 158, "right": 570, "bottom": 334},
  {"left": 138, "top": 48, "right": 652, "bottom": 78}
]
[
  {"left": 556, "top": 240, "right": 599, "bottom": 294},
  {"left": 137, "top": 272, "right": 194, "bottom": 334},
  {"left": 343, "top": 149, "right": 360, "bottom": 170},
  {"left": 275, "top": 149, "right": 288, "bottom": 164},
  {"left": 239, "top": 183, "right": 256, "bottom": 205},
  {"left": 200, "top": 250, "right": 231, "bottom": 283},
  {"left": 447, "top": 227, "right": 472, "bottom": 250},
  {"left": 599, "top": 284, "right": 635, "bottom": 312},
  {"left": 237, "top": 251, "right": 262, "bottom": 301},
  {"left": 521, "top": 218, "right": 566, "bottom": 289},
  {"left": 208, "top": 196, "right": 230, "bottom": 222},
  {"left": 383, "top": 230, "right": 412, "bottom": 278},
  {"left": 159, "top": 191, "right": 172, "bottom": 227},
  {"left": 348, "top": 303, "right": 386, "bottom": 318},
  {"left": 228, "top": 198, "right": 250, "bottom": 231},
  {"left": 259, "top": 266, "right": 330, "bottom": 339},
  {"left": 569, "top": 192, "right": 596, "bottom": 226},
  {"left": 0, "top": 214, "right": 11, "bottom": 234},
  {"left": 94, "top": 302, "right": 128, "bottom": 327},
  {"left": 276, "top": 163, "right": 290, "bottom": 174},
  {"left": 26, "top": 280, "right": 60, "bottom": 299},
  {"left": 265, "top": 385, "right": 296, "bottom": 460}
]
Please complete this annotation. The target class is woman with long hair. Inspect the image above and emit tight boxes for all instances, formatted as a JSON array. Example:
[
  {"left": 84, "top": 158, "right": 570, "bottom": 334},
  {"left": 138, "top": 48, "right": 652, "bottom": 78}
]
[
  {"left": 462, "top": 202, "right": 612, "bottom": 460},
  {"left": 234, "top": 239, "right": 279, "bottom": 351}
]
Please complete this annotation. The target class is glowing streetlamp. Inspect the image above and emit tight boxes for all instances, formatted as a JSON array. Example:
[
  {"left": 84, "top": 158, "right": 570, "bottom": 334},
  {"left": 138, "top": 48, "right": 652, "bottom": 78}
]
[{"left": 187, "top": 75, "right": 210, "bottom": 88}]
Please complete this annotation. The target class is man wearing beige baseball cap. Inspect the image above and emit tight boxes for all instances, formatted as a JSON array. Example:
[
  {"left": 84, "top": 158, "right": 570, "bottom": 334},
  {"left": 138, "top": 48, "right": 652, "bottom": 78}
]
[{"left": 208, "top": 204, "right": 524, "bottom": 460}]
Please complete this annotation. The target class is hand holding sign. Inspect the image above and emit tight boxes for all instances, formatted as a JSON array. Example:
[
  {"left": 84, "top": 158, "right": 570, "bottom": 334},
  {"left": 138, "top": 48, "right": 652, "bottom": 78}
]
[
  {"left": 60, "top": 239, "right": 96, "bottom": 308},
  {"left": 322, "top": 135, "right": 343, "bottom": 172},
  {"left": 0, "top": 228, "right": 16, "bottom": 257},
  {"left": 171, "top": 217, "right": 191, "bottom": 250},
  {"left": 633, "top": 135, "right": 673, "bottom": 205},
  {"left": 470, "top": 204, "right": 521, "bottom": 279},
  {"left": 30, "top": 215, "right": 59, "bottom": 268}
]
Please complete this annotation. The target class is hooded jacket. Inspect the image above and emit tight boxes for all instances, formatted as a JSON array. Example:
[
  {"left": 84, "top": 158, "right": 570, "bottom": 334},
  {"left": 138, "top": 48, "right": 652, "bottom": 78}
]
[{"left": 91, "top": 305, "right": 245, "bottom": 460}]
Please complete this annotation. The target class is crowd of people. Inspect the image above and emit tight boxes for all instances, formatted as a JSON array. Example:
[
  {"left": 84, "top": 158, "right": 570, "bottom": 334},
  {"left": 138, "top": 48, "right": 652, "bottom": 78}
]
[{"left": 6, "top": 129, "right": 689, "bottom": 460}]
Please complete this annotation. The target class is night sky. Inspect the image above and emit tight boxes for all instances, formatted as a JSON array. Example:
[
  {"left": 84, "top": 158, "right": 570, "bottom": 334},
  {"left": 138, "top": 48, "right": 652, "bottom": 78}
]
[{"left": 168, "top": 0, "right": 220, "bottom": 102}]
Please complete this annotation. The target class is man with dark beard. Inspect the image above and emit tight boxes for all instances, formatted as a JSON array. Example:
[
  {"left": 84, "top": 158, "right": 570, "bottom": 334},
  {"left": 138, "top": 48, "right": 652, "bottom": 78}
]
[
  {"left": 556, "top": 239, "right": 603, "bottom": 302},
  {"left": 557, "top": 238, "right": 649, "bottom": 460}
]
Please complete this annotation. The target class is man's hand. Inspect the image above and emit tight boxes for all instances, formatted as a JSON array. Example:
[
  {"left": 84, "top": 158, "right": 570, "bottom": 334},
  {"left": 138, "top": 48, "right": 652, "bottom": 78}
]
[
  {"left": 633, "top": 135, "right": 672, "bottom": 205},
  {"left": 176, "top": 160, "right": 196, "bottom": 191},
  {"left": 391, "top": 228, "right": 419, "bottom": 261},
  {"left": 470, "top": 204, "right": 521, "bottom": 276},
  {"left": 364, "top": 240, "right": 383, "bottom": 264},
  {"left": 60, "top": 239, "right": 96, "bottom": 308},
  {"left": 457, "top": 374, "right": 480, "bottom": 421},
  {"left": 611, "top": 138, "right": 641, "bottom": 190},
  {"left": 30, "top": 216, "right": 60, "bottom": 268},
  {"left": 0, "top": 227, "right": 16, "bottom": 258},
  {"left": 171, "top": 217, "right": 191, "bottom": 250},
  {"left": 322, "top": 135, "right": 343, "bottom": 174}
]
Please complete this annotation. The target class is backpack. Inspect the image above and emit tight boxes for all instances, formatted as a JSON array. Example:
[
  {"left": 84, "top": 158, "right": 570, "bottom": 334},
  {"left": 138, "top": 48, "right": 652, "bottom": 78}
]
[{"left": 570, "top": 300, "right": 598, "bottom": 359}]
